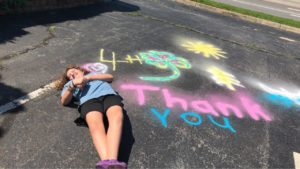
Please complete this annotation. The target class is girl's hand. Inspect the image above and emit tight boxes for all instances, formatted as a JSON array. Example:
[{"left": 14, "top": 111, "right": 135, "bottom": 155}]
[{"left": 73, "top": 76, "right": 88, "bottom": 89}]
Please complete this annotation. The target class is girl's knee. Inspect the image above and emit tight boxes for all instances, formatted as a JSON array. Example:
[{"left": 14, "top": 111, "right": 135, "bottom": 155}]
[
  {"left": 114, "top": 110, "right": 124, "bottom": 121},
  {"left": 107, "top": 107, "right": 123, "bottom": 124},
  {"left": 86, "top": 111, "right": 104, "bottom": 130},
  {"left": 88, "top": 121, "right": 105, "bottom": 135}
]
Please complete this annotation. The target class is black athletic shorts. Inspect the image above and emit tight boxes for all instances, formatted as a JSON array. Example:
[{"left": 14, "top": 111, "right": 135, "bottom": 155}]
[{"left": 78, "top": 94, "right": 124, "bottom": 120}]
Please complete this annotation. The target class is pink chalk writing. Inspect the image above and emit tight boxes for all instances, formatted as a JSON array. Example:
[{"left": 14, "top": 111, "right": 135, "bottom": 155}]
[
  {"left": 240, "top": 96, "right": 271, "bottom": 121},
  {"left": 121, "top": 84, "right": 160, "bottom": 105},
  {"left": 120, "top": 83, "right": 271, "bottom": 122},
  {"left": 215, "top": 102, "right": 244, "bottom": 118},
  {"left": 191, "top": 100, "right": 219, "bottom": 117},
  {"left": 162, "top": 89, "right": 188, "bottom": 111}
]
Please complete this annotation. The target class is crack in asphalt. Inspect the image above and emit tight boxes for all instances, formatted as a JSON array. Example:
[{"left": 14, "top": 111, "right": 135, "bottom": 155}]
[
  {"left": 0, "top": 9, "right": 298, "bottom": 113},
  {"left": 0, "top": 10, "right": 297, "bottom": 65},
  {"left": 133, "top": 12, "right": 297, "bottom": 60},
  {"left": 0, "top": 25, "right": 56, "bottom": 63}
]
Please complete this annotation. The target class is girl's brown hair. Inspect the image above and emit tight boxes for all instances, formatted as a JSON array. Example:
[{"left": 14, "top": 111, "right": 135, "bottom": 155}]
[{"left": 55, "top": 64, "right": 87, "bottom": 90}]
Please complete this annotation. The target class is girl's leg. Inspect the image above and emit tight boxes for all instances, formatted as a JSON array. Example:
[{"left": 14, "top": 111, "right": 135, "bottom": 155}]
[
  {"left": 85, "top": 111, "right": 108, "bottom": 160},
  {"left": 106, "top": 105, "right": 124, "bottom": 160}
]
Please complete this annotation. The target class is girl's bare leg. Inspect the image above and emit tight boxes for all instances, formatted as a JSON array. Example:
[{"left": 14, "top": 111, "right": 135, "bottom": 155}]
[
  {"left": 85, "top": 111, "right": 108, "bottom": 160},
  {"left": 106, "top": 105, "right": 124, "bottom": 160}
]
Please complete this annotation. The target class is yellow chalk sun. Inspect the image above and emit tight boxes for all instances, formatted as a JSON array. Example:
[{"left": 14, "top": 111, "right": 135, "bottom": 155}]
[
  {"left": 207, "top": 66, "right": 244, "bottom": 91},
  {"left": 182, "top": 41, "right": 227, "bottom": 59}
]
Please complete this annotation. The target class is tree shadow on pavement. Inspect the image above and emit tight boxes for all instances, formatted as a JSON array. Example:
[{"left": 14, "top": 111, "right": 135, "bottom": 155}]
[
  {"left": 0, "top": 75, "right": 27, "bottom": 138},
  {"left": 0, "top": 0, "right": 140, "bottom": 44}
]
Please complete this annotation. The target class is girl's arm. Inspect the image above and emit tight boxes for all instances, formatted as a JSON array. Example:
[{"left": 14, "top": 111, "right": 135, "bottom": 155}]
[
  {"left": 60, "top": 82, "right": 75, "bottom": 105},
  {"left": 86, "top": 73, "right": 114, "bottom": 83}
]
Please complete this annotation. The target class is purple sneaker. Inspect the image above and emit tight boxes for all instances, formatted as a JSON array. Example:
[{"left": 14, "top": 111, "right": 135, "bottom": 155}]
[
  {"left": 107, "top": 160, "right": 127, "bottom": 169},
  {"left": 96, "top": 160, "right": 110, "bottom": 169}
]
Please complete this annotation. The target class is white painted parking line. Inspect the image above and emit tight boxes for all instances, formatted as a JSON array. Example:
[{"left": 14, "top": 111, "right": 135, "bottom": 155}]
[
  {"left": 0, "top": 81, "right": 56, "bottom": 114},
  {"left": 294, "top": 152, "right": 300, "bottom": 169},
  {"left": 279, "top": 37, "right": 296, "bottom": 42},
  {"left": 288, "top": 8, "right": 300, "bottom": 12}
]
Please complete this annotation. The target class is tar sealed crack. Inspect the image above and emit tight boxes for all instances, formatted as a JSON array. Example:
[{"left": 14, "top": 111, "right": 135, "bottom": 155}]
[
  {"left": 139, "top": 13, "right": 294, "bottom": 60},
  {"left": 0, "top": 26, "right": 56, "bottom": 62}
]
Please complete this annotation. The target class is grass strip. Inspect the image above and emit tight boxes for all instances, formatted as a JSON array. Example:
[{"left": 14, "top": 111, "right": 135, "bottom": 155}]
[{"left": 192, "top": 0, "right": 300, "bottom": 29}]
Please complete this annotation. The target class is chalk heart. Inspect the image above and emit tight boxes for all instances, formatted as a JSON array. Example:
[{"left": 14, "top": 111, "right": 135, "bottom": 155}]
[{"left": 80, "top": 62, "right": 108, "bottom": 73}]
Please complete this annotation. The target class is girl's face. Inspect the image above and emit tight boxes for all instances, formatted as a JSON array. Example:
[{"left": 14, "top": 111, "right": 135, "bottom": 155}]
[{"left": 66, "top": 68, "right": 84, "bottom": 80}]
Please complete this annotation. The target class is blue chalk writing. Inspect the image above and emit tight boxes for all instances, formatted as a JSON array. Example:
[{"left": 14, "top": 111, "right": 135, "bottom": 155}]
[
  {"left": 207, "top": 115, "right": 236, "bottom": 133},
  {"left": 180, "top": 112, "right": 202, "bottom": 126},
  {"left": 264, "top": 93, "right": 294, "bottom": 108},
  {"left": 150, "top": 107, "right": 170, "bottom": 128}
]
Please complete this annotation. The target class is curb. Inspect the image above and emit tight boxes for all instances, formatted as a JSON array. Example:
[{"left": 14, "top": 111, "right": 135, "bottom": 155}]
[{"left": 175, "top": 0, "right": 300, "bottom": 34}]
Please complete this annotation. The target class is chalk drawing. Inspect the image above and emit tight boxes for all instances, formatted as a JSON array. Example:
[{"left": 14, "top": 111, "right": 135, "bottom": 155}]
[
  {"left": 150, "top": 107, "right": 236, "bottom": 133},
  {"left": 125, "top": 54, "right": 143, "bottom": 64},
  {"left": 180, "top": 111, "right": 203, "bottom": 126},
  {"left": 80, "top": 62, "right": 108, "bottom": 73},
  {"left": 99, "top": 48, "right": 117, "bottom": 71},
  {"left": 99, "top": 48, "right": 143, "bottom": 71},
  {"left": 182, "top": 40, "right": 227, "bottom": 59},
  {"left": 259, "top": 83, "right": 300, "bottom": 108},
  {"left": 207, "top": 115, "right": 236, "bottom": 133},
  {"left": 121, "top": 83, "right": 271, "bottom": 122},
  {"left": 120, "top": 84, "right": 160, "bottom": 105},
  {"left": 215, "top": 102, "right": 244, "bottom": 118},
  {"left": 150, "top": 107, "right": 170, "bottom": 128},
  {"left": 207, "top": 66, "right": 245, "bottom": 91},
  {"left": 98, "top": 49, "right": 191, "bottom": 81},
  {"left": 139, "top": 50, "right": 191, "bottom": 81}
]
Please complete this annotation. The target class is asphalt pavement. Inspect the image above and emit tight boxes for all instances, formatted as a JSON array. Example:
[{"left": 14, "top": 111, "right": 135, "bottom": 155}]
[{"left": 0, "top": 0, "right": 300, "bottom": 168}]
